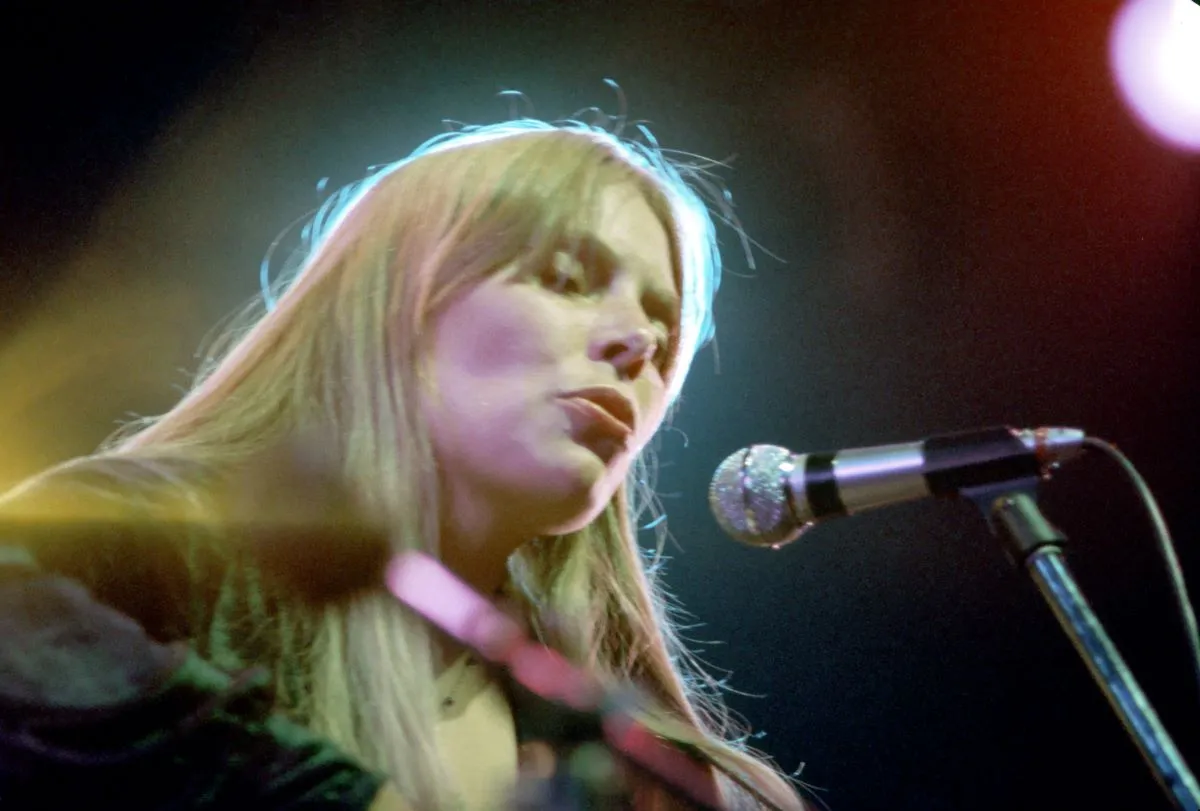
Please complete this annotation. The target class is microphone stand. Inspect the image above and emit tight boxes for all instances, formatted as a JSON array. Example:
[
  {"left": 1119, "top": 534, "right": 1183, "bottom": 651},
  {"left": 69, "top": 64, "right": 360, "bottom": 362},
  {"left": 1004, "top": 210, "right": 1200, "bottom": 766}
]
[{"left": 963, "top": 478, "right": 1200, "bottom": 811}]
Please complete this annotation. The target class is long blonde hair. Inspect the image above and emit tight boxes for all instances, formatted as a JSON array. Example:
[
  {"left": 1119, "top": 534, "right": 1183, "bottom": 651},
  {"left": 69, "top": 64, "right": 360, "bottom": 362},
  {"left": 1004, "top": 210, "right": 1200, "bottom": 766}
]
[{"left": 73, "top": 121, "right": 806, "bottom": 810}]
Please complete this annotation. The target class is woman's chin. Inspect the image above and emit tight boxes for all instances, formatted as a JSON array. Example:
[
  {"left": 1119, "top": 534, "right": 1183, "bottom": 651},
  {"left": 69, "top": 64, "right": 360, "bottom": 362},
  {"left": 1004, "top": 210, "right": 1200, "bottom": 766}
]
[
  {"left": 523, "top": 453, "right": 621, "bottom": 531},
  {"left": 478, "top": 438, "right": 626, "bottom": 536}
]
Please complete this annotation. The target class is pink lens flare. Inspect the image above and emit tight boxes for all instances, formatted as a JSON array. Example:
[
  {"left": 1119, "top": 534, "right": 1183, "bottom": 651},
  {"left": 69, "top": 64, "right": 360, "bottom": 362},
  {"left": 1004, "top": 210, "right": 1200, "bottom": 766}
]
[{"left": 385, "top": 551, "right": 524, "bottom": 661}]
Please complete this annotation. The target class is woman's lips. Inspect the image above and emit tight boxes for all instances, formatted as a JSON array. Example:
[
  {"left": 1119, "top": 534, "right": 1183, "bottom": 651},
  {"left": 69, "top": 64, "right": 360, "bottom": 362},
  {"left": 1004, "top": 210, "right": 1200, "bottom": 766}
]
[{"left": 559, "top": 396, "right": 634, "bottom": 443}]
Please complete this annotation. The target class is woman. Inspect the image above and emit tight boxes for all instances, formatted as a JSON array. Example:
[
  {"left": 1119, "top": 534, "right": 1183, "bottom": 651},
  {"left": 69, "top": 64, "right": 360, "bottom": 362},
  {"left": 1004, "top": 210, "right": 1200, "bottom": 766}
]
[{"left": 0, "top": 119, "right": 807, "bottom": 810}]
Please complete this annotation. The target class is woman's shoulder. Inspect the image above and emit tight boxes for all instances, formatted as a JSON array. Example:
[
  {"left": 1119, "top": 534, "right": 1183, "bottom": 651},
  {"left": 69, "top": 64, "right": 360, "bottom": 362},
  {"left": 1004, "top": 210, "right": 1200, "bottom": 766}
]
[{"left": 0, "top": 454, "right": 234, "bottom": 643}]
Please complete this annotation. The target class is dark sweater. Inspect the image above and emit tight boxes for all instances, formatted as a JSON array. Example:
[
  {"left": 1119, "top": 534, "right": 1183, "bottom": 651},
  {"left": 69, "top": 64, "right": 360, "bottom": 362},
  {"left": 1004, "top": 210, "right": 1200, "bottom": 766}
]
[
  {"left": 0, "top": 457, "right": 704, "bottom": 810},
  {"left": 0, "top": 456, "right": 389, "bottom": 809}
]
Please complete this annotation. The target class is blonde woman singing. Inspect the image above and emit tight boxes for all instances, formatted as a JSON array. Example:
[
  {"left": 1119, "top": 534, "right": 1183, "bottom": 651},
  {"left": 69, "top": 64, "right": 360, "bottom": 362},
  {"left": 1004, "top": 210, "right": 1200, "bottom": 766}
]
[{"left": 0, "top": 120, "right": 808, "bottom": 811}]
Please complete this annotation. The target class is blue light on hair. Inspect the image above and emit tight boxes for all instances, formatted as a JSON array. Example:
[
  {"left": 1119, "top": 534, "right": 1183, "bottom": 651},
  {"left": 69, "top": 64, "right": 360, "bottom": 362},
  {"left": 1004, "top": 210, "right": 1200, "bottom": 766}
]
[{"left": 260, "top": 116, "right": 738, "bottom": 408}]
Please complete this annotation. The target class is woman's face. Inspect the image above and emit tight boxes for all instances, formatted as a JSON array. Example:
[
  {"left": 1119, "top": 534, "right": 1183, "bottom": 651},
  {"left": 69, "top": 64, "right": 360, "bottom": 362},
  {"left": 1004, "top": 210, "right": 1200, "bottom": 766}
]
[{"left": 422, "top": 182, "right": 680, "bottom": 540}]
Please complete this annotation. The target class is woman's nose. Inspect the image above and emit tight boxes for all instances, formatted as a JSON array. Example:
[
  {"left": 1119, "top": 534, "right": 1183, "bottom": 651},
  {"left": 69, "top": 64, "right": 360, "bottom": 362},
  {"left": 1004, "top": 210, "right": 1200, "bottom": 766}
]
[{"left": 598, "top": 326, "right": 656, "bottom": 380}]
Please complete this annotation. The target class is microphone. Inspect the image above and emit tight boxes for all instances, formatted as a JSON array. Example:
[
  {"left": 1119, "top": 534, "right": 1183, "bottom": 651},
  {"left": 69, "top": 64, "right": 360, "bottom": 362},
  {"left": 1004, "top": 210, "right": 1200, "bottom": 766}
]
[{"left": 708, "top": 426, "right": 1086, "bottom": 548}]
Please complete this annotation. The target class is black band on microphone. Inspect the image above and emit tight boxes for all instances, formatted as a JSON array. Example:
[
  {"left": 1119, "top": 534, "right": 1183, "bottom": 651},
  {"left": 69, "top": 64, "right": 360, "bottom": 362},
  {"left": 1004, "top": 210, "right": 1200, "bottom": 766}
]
[
  {"left": 804, "top": 452, "right": 847, "bottom": 519},
  {"left": 923, "top": 427, "right": 1042, "bottom": 495}
]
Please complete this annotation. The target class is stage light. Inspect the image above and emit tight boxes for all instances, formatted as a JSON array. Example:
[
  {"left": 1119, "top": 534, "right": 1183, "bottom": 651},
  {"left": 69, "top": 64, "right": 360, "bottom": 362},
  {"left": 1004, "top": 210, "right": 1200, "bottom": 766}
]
[{"left": 1109, "top": 0, "right": 1200, "bottom": 152}]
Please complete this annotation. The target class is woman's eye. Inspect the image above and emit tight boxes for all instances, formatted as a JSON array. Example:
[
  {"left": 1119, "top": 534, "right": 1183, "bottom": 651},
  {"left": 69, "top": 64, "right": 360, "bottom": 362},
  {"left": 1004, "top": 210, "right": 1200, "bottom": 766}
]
[
  {"left": 552, "top": 271, "right": 583, "bottom": 294},
  {"left": 651, "top": 329, "right": 674, "bottom": 369},
  {"left": 544, "top": 253, "right": 586, "bottom": 295}
]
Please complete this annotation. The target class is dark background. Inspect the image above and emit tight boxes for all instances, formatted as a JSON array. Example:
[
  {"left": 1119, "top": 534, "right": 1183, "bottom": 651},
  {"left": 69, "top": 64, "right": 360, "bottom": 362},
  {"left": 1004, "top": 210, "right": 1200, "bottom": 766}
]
[{"left": 2, "top": 1, "right": 1198, "bottom": 809}]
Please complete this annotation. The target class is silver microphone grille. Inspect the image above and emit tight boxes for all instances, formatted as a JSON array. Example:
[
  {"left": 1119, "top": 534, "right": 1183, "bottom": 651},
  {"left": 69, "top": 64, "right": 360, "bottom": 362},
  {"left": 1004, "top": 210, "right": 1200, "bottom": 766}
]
[{"left": 708, "top": 444, "right": 809, "bottom": 548}]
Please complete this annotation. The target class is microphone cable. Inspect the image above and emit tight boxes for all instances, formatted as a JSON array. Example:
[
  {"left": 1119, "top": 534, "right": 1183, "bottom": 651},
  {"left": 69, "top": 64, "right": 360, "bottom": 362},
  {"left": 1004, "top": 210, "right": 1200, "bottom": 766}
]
[{"left": 1082, "top": 436, "right": 1200, "bottom": 712}]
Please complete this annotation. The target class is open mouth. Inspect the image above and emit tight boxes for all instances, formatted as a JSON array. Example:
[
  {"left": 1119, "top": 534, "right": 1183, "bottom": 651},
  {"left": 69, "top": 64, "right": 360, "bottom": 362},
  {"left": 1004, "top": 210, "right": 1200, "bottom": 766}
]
[
  {"left": 558, "top": 397, "right": 632, "bottom": 464},
  {"left": 560, "top": 396, "right": 634, "bottom": 440}
]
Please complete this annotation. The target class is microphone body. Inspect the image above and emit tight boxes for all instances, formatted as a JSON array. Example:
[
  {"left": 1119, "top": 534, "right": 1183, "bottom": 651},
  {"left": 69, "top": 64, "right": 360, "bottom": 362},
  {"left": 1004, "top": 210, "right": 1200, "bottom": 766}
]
[{"left": 709, "top": 426, "right": 1085, "bottom": 547}]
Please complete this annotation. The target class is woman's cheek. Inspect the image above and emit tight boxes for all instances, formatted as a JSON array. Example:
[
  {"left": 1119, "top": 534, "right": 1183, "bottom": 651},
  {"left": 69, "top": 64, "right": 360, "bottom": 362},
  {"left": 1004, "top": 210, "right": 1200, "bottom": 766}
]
[{"left": 454, "top": 304, "right": 560, "bottom": 378}]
